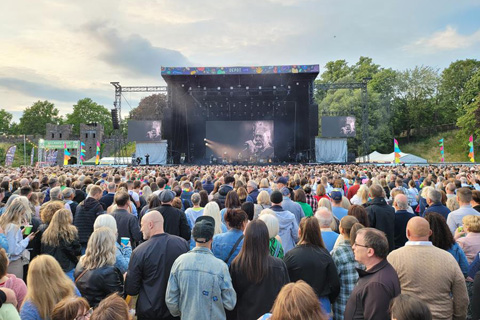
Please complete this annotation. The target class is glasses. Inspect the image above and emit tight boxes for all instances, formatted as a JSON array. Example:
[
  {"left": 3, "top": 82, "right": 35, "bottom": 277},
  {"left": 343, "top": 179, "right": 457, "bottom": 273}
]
[
  {"left": 75, "top": 308, "right": 93, "bottom": 320},
  {"left": 354, "top": 242, "right": 369, "bottom": 248}
]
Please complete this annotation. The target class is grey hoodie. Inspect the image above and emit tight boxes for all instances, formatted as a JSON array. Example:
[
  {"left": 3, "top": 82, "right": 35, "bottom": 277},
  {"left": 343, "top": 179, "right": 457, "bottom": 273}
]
[{"left": 271, "top": 205, "right": 299, "bottom": 252}]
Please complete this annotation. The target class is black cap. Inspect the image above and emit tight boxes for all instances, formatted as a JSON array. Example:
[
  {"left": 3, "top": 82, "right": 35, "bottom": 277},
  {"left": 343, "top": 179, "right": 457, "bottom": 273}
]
[
  {"left": 192, "top": 216, "right": 215, "bottom": 243},
  {"left": 270, "top": 190, "right": 283, "bottom": 204}
]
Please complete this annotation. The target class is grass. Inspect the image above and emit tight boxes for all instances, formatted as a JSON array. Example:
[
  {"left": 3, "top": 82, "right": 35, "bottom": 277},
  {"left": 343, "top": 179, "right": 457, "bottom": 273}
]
[{"left": 401, "top": 130, "right": 471, "bottom": 163}]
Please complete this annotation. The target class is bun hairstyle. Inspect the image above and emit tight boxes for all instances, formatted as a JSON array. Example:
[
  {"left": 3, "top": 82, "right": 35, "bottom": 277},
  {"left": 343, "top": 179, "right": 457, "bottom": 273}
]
[{"left": 224, "top": 208, "right": 248, "bottom": 229}]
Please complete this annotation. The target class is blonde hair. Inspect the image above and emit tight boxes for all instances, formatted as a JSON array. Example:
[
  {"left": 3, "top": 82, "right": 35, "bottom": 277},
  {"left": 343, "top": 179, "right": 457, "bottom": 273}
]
[
  {"left": 463, "top": 215, "right": 480, "bottom": 233},
  {"left": 318, "top": 198, "right": 332, "bottom": 211},
  {"left": 94, "top": 214, "right": 118, "bottom": 234},
  {"left": 80, "top": 227, "right": 116, "bottom": 270},
  {"left": 446, "top": 197, "right": 459, "bottom": 211},
  {"left": 203, "top": 202, "right": 223, "bottom": 235},
  {"left": 42, "top": 209, "right": 78, "bottom": 247},
  {"left": 259, "top": 213, "right": 279, "bottom": 239},
  {"left": 40, "top": 201, "right": 65, "bottom": 224},
  {"left": 341, "top": 196, "right": 351, "bottom": 210},
  {"left": 24, "top": 255, "right": 75, "bottom": 319},
  {"left": 257, "top": 190, "right": 271, "bottom": 206},
  {"left": 420, "top": 186, "right": 434, "bottom": 199},
  {"left": 356, "top": 185, "right": 369, "bottom": 204},
  {"left": 0, "top": 197, "right": 30, "bottom": 231}
]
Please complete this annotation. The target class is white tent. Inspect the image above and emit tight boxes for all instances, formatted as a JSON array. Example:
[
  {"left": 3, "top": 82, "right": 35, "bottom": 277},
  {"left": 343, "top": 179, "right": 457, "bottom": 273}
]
[{"left": 356, "top": 151, "right": 427, "bottom": 164}]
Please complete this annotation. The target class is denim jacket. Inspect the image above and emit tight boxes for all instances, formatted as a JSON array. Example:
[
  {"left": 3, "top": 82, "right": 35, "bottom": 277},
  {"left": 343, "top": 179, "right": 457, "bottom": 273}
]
[
  {"left": 166, "top": 247, "right": 236, "bottom": 320},
  {"left": 212, "top": 229, "right": 244, "bottom": 266}
]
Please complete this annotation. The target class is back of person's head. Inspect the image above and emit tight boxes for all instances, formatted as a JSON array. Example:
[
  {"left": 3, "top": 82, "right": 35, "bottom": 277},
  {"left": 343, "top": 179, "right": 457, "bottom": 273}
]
[
  {"left": 224, "top": 208, "right": 248, "bottom": 229},
  {"left": 314, "top": 207, "right": 333, "bottom": 228},
  {"left": 241, "top": 201, "right": 254, "bottom": 221},
  {"left": 40, "top": 201, "right": 65, "bottom": 225},
  {"left": 340, "top": 216, "right": 358, "bottom": 238},
  {"left": 427, "top": 189, "right": 441, "bottom": 203},
  {"left": 50, "top": 186, "right": 62, "bottom": 200},
  {"left": 203, "top": 202, "right": 222, "bottom": 235},
  {"left": 62, "top": 187, "right": 74, "bottom": 199},
  {"left": 81, "top": 227, "right": 116, "bottom": 270},
  {"left": 257, "top": 190, "right": 271, "bottom": 206},
  {"left": 270, "top": 280, "right": 327, "bottom": 320},
  {"left": 190, "top": 193, "right": 201, "bottom": 206},
  {"left": 294, "top": 189, "right": 307, "bottom": 203},
  {"left": 232, "top": 219, "right": 270, "bottom": 284},
  {"left": 94, "top": 214, "right": 118, "bottom": 234},
  {"left": 424, "top": 212, "right": 454, "bottom": 250},
  {"left": 457, "top": 187, "right": 472, "bottom": 203},
  {"left": 259, "top": 212, "right": 280, "bottom": 239},
  {"left": 299, "top": 216, "right": 325, "bottom": 248},
  {"left": 347, "top": 205, "right": 369, "bottom": 227},
  {"left": 89, "top": 185, "right": 103, "bottom": 198},
  {"left": 114, "top": 191, "right": 130, "bottom": 207},
  {"left": 91, "top": 294, "right": 131, "bottom": 320},
  {"left": 20, "top": 185, "right": 32, "bottom": 197},
  {"left": 225, "top": 190, "right": 241, "bottom": 209},
  {"left": 26, "top": 255, "right": 75, "bottom": 320},
  {"left": 318, "top": 197, "right": 332, "bottom": 211},
  {"left": 51, "top": 297, "right": 91, "bottom": 320},
  {"left": 472, "top": 190, "right": 480, "bottom": 204},
  {"left": 225, "top": 175, "right": 235, "bottom": 185},
  {"left": 389, "top": 294, "right": 432, "bottom": 320},
  {"left": 42, "top": 209, "right": 77, "bottom": 247},
  {"left": 369, "top": 184, "right": 384, "bottom": 198},
  {"left": 0, "top": 249, "right": 8, "bottom": 278},
  {"left": 463, "top": 215, "right": 480, "bottom": 233},
  {"left": 356, "top": 228, "right": 389, "bottom": 259}
]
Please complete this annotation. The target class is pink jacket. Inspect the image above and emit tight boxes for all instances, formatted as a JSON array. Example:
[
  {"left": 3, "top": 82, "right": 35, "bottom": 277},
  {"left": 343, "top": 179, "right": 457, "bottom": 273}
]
[{"left": 0, "top": 273, "right": 27, "bottom": 308}]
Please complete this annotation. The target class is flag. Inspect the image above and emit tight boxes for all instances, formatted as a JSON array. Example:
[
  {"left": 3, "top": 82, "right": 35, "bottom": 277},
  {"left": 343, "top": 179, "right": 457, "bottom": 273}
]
[
  {"left": 30, "top": 147, "right": 35, "bottom": 166},
  {"left": 63, "top": 143, "right": 71, "bottom": 165},
  {"left": 394, "top": 139, "right": 401, "bottom": 164},
  {"left": 95, "top": 141, "right": 100, "bottom": 165},
  {"left": 439, "top": 138, "right": 444, "bottom": 162},
  {"left": 469, "top": 135, "right": 475, "bottom": 163},
  {"left": 5, "top": 145, "right": 16, "bottom": 166},
  {"left": 80, "top": 142, "right": 86, "bottom": 165}
]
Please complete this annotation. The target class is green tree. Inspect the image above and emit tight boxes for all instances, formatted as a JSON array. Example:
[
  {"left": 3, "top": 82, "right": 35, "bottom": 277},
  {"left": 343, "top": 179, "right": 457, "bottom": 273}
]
[
  {"left": 19, "top": 100, "right": 62, "bottom": 135},
  {"left": 128, "top": 94, "right": 167, "bottom": 120},
  {"left": 66, "top": 98, "right": 113, "bottom": 136},
  {"left": 0, "top": 109, "right": 13, "bottom": 134},
  {"left": 457, "top": 69, "right": 480, "bottom": 144}
]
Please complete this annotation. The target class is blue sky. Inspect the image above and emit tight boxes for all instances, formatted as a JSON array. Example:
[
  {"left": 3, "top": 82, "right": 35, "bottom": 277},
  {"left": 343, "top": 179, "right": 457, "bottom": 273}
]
[{"left": 1, "top": 0, "right": 479, "bottom": 122}]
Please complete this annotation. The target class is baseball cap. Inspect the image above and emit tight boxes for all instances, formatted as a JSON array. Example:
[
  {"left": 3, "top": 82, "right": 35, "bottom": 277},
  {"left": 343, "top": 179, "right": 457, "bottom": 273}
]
[
  {"left": 192, "top": 216, "right": 215, "bottom": 243},
  {"left": 158, "top": 190, "right": 175, "bottom": 203},
  {"left": 280, "top": 187, "right": 290, "bottom": 196},
  {"left": 276, "top": 177, "right": 288, "bottom": 185},
  {"left": 270, "top": 190, "right": 283, "bottom": 204},
  {"left": 330, "top": 189, "right": 343, "bottom": 201}
]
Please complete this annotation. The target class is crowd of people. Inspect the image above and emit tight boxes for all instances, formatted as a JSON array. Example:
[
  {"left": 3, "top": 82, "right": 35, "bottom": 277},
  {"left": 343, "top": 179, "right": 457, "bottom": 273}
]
[{"left": 0, "top": 163, "right": 479, "bottom": 319}]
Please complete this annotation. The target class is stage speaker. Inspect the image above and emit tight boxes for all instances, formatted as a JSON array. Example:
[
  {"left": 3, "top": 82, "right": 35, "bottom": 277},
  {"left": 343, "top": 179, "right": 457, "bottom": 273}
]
[
  {"left": 162, "top": 108, "right": 173, "bottom": 140},
  {"left": 309, "top": 104, "right": 319, "bottom": 137},
  {"left": 111, "top": 109, "right": 120, "bottom": 130}
]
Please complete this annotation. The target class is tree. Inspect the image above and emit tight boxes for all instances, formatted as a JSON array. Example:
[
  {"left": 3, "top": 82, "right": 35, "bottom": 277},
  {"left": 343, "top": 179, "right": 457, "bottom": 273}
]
[
  {"left": 0, "top": 109, "right": 13, "bottom": 134},
  {"left": 457, "top": 69, "right": 480, "bottom": 143},
  {"left": 128, "top": 94, "right": 167, "bottom": 120},
  {"left": 19, "top": 100, "right": 62, "bottom": 135},
  {"left": 66, "top": 98, "right": 113, "bottom": 136}
]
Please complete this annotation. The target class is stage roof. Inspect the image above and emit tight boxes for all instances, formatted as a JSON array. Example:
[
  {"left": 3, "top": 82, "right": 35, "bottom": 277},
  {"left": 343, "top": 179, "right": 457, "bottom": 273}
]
[{"left": 161, "top": 65, "right": 319, "bottom": 76}]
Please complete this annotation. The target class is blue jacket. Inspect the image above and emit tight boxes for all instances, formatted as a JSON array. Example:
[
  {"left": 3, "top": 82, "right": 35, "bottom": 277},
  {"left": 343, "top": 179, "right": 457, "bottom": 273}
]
[
  {"left": 166, "top": 247, "right": 236, "bottom": 320},
  {"left": 281, "top": 197, "right": 304, "bottom": 224},
  {"left": 424, "top": 203, "right": 451, "bottom": 220},
  {"left": 212, "top": 229, "right": 244, "bottom": 266},
  {"left": 447, "top": 242, "right": 469, "bottom": 276}
]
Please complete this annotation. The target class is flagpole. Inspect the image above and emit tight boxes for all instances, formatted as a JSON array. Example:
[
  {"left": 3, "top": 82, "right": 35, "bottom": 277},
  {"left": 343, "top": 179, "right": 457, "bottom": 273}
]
[{"left": 23, "top": 134, "right": 26, "bottom": 166}]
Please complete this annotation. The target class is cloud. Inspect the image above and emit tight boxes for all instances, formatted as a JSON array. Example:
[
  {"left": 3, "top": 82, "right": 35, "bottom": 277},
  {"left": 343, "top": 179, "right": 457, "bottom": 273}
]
[
  {"left": 85, "top": 23, "right": 191, "bottom": 77},
  {"left": 404, "top": 25, "right": 480, "bottom": 53}
]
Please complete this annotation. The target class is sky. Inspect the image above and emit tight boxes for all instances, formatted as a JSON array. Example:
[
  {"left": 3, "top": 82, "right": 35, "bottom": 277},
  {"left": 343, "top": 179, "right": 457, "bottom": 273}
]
[{"left": 1, "top": 0, "right": 480, "bottom": 123}]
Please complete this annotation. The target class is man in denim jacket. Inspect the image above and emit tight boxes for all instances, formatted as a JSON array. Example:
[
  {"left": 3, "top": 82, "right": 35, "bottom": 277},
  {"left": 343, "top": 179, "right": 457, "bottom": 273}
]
[{"left": 166, "top": 216, "right": 236, "bottom": 320}]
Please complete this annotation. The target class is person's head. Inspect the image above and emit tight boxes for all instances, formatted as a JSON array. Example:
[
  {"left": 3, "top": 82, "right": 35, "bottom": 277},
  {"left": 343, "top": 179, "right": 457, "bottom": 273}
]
[
  {"left": 42, "top": 209, "right": 77, "bottom": 247},
  {"left": 353, "top": 228, "right": 388, "bottom": 268},
  {"left": 107, "top": 182, "right": 116, "bottom": 193},
  {"left": 270, "top": 190, "right": 283, "bottom": 205},
  {"left": 191, "top": 193, "right": 201, "bottom": 206},
  {"left": 257, "top": 190, "right": 271, "bottom": 206},
  {"left": 369, "top": 184, "right": 384, "bottom": 199},
  {"left": 203, "top": 202, "right": 223, "bottom": 234},
  {"left": 462, "top": 215, "right": 480, "bottom": 233},
  {"left": 330, "top": 190, "right": 343, "bottom": 205},
  {"left": 90, "top": 294, "right": 131, "bottom": 320},
  {"left": 241, "top": 201, "right": 255, "bottom": 221},
  {"left": 224, "top": 175, "right": 235, "bottom": 186},
  {"left": 406, "top": 217, "right": 432, "bottom": 242},
  {"left": 339, "top": 216, "right": 359, "bottom": 240},
  {"left": 446, "top": 197, "right": 460, "bottom": 211},
  {"left": 114, "top": 191, "right": 130, "bottom": 208},
  {"left": 315, "top": 207, "right": 333, "bottom": 229},
  {"left": 356, "top": 185, "right": 369, "bottom": 204},
  {"left": 51, "top": 297, "right": 91, "bottom": 320},
  {"left": 294, "top": 189, "right": 307, "bottom": 203},
  {"left": 246, "top": 180, "right": 258, "bottom": 194},
  {"left": 393, "top": 194, "right": 409, "bottom": 211},
  {"left": 225, "top": 190, "right": 241, "bottom": 209},
  {"left": 20, "top": 185, "right": 33, "bottom": 197},
  {"left": 62, "top": 187, "right": 74, "bottom": 201},
  {"left": 318, "top": 197, "right": 332, "bottom": 212},
  {"left": 231, "top": 219, "right": 270, "bottom": 284},
  {"left": 26, "top": 255, "right": 75, "bottom": 319},
  {"left": 50, "top": 186, "right": 63, "bottom": 201},
  {"left": 140, "top": 210, "right": 164, "bottom": 239},
  {"left": 426, "top": 189, "right": 442, "bottom": 206},
  {"left": 424, "top": 212, "right": 454, "bottom": 250},
  {"left": 270, "top": 280, "right": 327, "bottom": 320},
  {"left": 237, "top": 187, "right": 248, "bottom": 202},
  {"left": 472, "top": 190, "right": 480, "bottom": 206},
  {"left": 94, "top": 214, "right": 118, "bottom": 235},
  {"left": 349, "top": 222, "right": 365, "bottom": 246},
  {"left": 347, "top": 205, "right": 369, "bottom": 227},
  {"left": 389, "top": 294, "right": 432, "bottom": 320},
  {"left": 159, "top": 190, "right": 175, "bottom": 204},
  {"left": 259, "top": 212, "right": 280, "bottom": 239},
  {"left": 0, "top": 249, "right": 9, "bottom": 278},
  {"left": 298, "top": 216, "right": 325, "bottom": 248},
  {"left": 224, "top": 208, "right": 248, "bottom": 230},
  {"left": 81, "top": 227, "right": 116, "bottom": 270},
  {"left": 0, "top": 197, "right": 31, "bottom": 229},
  {"left": 316, "top": 184, "right": 327, "bottom": 197},
  {"left": 192, "top": 216, "right": 215, "bottom": 247},
  {"left": 457, "top": 187, "right": 472, "bottom": 205},
  {"left": 39, "top": 200, "right": 64, "bottom": 224}
]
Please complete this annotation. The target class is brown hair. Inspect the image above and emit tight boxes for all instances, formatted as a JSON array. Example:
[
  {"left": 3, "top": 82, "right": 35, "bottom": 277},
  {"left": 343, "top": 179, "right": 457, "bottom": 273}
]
[
  {"left": 316, "top": 184, "right": 326, "bottom": 197},
  {"left": 0, "top": 249, "right": 8, "bottom": 277},
  {"left": 114, "top": 191, "right": 130, "bottom": 207},
  {"left": 224, "top": 208, "right": 248, "bottom": 229},
  {"left": 51, "top": 297, "right": 90, "bottom": 320},
  {"left": 348, "top": 205, "right": 369, "bottom": 227},
  {"left": 40, "top": 201, "right": 65, "bottom": 224},
  {"left": 298, "top": 217, "right": 325, "bottom": 249},
  {"left": 91, "top": 294, "right": 130, "bottom": 320},
  {"left": 389, "top": 294, "right": 432, "bottom": 320},
  {"left": 270, "top": 280, "right": 327, "bottom": 320},
  {"left": 349, "top": 223, "right": 365, "bottom": 246},
  {"left": 294, "top": 189, "right": 307, "bottom": 203}
]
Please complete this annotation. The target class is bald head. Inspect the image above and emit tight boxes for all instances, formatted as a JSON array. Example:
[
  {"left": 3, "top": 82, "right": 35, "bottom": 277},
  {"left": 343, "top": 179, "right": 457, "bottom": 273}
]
[
  {"left": 393, "top": 194, "right": 409, "bottom": 210},
  {"left": 141, "top": 210, "right": 164, "bottom": 239},
  {"left": 406, "top": 217, "right": 432, "bottom": 241}
]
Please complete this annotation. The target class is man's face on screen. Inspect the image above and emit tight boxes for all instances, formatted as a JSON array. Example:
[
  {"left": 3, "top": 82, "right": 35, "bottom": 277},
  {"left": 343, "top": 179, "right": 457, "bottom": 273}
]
[{"left": 254, "top": 134, "right": 265, "bottom": 150}]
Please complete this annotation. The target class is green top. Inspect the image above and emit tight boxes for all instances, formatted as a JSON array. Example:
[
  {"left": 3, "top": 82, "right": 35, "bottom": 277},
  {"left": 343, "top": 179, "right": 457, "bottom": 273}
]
[
  {"left": 269, "top": 237, "right": 284, "bottom": 259},
  {"left": 297, "top": 201, "right": 314, "bottom": 217}
]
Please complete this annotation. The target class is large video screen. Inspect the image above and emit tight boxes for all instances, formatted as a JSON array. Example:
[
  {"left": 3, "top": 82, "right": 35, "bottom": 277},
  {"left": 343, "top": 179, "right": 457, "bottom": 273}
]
[
  {"left": 127, "top": 120, "right": 162, "bottom": 142},
  {"left": 206, "top": 121, "right": 274, "bottom": 160},
  {"left": 321, "top": 116, "right": 356, "bottom": 138}
]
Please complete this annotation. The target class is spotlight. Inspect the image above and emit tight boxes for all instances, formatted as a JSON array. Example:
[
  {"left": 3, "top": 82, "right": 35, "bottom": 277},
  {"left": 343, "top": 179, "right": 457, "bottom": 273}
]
[
  {"left": 205, "top": 143, "right": 209, "bottom": 146},
  {"left": 204, "top": 138, "right": 207, "bottom": 141}
]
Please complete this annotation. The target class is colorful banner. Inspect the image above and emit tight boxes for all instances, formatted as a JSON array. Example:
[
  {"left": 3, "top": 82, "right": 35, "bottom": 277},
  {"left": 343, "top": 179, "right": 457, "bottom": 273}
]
[
  {"left": 30, "top": 147, "right": 35, "bottom": 166},
  {"left": 63, "top": 143, "right": 71, "bottom": 166},
  {"left": 95, "top": 141, "right": 100, "bottom": 165},
  {"left": 80, "top": 142, "right": 86, "bottom": 165},
  {"left": 394, "top": 139, "right": 401, "bottom": 164},
  {"left": 439, "top": 138, "right": 444, "bottom": 163},
  {"left": 5, "top": 145, "right": 16, "bottom": 166},
  {"left": 469, "top": 135, "right": 475, "bottom": 163}
]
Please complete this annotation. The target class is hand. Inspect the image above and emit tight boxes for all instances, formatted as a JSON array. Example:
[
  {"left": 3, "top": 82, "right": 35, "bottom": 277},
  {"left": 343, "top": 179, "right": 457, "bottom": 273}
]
[
  {"left": 28, "top": 232, "right": 36, "bottom": 241},
  {"left": 454, "top": 228, "right": 466, "bottom": 240},
  {"left": 0, "top": 288, "right": 17, "bottom": 307}
]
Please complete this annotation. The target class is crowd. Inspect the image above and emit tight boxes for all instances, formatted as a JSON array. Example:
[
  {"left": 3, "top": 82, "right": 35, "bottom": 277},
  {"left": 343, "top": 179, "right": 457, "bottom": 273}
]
[{"left": 0, "top": 163, "right": 479, "bottom": 319}]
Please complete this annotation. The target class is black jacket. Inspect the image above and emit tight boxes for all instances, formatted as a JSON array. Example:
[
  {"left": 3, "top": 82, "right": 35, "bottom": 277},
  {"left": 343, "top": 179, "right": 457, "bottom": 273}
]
[
  {"left": 74, "top": 265, "right": 124, "bottom": 308},
  {"left": 152, "top": 205, "right": 191, "bottom": 241},
  {"left": 99, "top": 193, "right": 115, "bottom": 211},
  {"left": 73, "top": 197, "right": 104, "bottom": 245},
  {"left": 111, "top": 209, "right": 143, "bottom": 247},
  {"left": 217, "top": 184, "right": 233, "bottom": 209},
  {"left": 124, "top": 233, "right": 189, "bottom": 320},
  {"left": 41, "top": 237, "right": 82, "bottom": 272},
  {"left": 365, "top": 197, "right": 395, "bottom": 252},
  {"left": 393, "top": 210, "right": 415, "bottom": 249}
]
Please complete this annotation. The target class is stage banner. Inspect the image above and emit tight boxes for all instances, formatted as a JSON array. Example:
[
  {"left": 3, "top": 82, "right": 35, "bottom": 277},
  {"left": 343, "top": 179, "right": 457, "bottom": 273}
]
[
  {"left": 394, "top": 139, "right": 401, "bottom": 164},
  {"left": 5, "top": 145, "right": 16, "bottom": 166},
  {"left": 95, "top": 141, "right": 100, "bottom": 165},
  {"left": 469, "top": 135, "right": 475, "bottom": 163},
  {"left": 439, "top": 139, "right": 444, "bottom": 162},
  {"left": 64, "top": 143, "right": 71, "bottom": 165},
  {"left": 80, "top": 142, "right": 86, "bottom": 165},
  {"left": 30, "top": 147, "right": 35, "bottom": 166}
]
